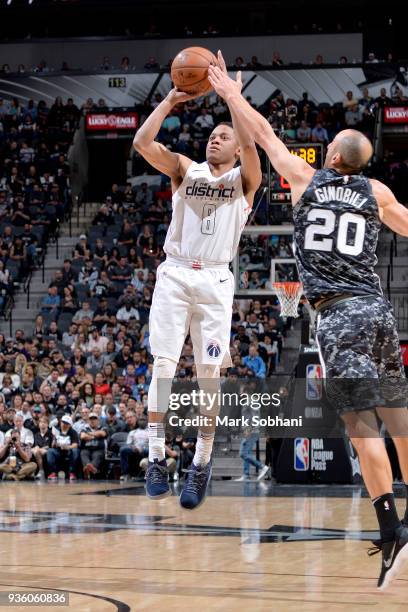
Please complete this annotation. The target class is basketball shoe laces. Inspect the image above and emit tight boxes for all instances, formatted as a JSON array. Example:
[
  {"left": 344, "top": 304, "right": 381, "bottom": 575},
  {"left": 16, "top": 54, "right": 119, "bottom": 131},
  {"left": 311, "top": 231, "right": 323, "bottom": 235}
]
[
  {"left": 147, "top": 462, "right": 168, "bottom": 484},
  {"left": 183, "top": 466, "right": 208, "bottom": 494}
]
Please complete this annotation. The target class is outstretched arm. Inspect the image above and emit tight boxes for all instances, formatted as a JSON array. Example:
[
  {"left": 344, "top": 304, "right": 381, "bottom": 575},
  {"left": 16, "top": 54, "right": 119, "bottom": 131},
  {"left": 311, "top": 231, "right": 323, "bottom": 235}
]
[
  {"left": 371, "top": 179, "right": 408, "bottom": 236},
  {"left": 208, "top": 61, "right": 315, "bottom": 194},
  {"left": 217, "top": 67, "right": 261, "bottom": 201},
  {"left": 133, "top": 89, "right": 194, "bottom": 184}
]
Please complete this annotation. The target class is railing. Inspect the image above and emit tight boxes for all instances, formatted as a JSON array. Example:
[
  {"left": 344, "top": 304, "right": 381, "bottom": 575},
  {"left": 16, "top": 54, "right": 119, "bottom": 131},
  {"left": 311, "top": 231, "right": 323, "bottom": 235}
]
[
  {"left": 386, "top": 233, "right": 398, "bottom": 299},
  {"left": 390, "top": 294, "right": 408, "bottom": 332},
  {"left": 21, "top": 190, "right": 83, "bottom": 311},
  {"left": 372, "top": 104, "right": 383, "bottom": 163},
  {"left": 0, "top": 294, "right": 14, "bottom": 337}
]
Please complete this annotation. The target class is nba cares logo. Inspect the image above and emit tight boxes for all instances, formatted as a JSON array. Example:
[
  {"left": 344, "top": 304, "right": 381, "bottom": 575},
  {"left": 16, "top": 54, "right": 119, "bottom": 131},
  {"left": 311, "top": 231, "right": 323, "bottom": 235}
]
[
  {"left": 206, "top": 340, "right": 221, "bottom": 359},
  {"left": 294, "top": 438, "right": 310, "bottom": 471}
]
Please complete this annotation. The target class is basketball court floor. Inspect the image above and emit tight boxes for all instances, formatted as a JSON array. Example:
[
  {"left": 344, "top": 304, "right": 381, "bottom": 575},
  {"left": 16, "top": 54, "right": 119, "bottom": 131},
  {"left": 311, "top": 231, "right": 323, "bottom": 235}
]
[{"left": 0, "top": 481, "right": 407, "bottom": 611}]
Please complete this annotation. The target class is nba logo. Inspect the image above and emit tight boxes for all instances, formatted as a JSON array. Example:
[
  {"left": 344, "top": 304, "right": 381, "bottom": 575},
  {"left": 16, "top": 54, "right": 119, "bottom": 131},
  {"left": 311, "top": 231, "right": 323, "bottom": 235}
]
[
  {"left": 294, "top": 438, "right": 310, "bottom": 471},
  {"left": 306, "top": 364, "right": 323, "bottom": 400}
]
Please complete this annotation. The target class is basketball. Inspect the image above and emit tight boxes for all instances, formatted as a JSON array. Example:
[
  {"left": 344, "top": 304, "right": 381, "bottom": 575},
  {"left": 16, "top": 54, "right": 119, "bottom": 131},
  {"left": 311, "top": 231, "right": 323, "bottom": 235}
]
[{"left": 171, "top": 46, "right": 217, "bottom": 96}]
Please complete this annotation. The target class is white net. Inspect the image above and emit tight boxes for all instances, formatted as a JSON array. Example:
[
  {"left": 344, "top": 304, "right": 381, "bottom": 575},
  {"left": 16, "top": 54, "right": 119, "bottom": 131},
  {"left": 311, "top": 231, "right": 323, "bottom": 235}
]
[{"left": 273, "top": 282, "right": 303, "bottom": 318}]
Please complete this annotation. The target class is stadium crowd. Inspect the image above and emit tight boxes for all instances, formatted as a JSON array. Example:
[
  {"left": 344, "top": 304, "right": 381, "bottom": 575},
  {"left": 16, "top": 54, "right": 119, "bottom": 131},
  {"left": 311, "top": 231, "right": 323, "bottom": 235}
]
[
  {"left": 1, "top": 78, "right": 406, "bottom": 483},
  {"left": 0, "top": 95, "right": 75, "bottom": 316},
  {"left": 0, "top": 49, "right": 402, "bottom": 74}
]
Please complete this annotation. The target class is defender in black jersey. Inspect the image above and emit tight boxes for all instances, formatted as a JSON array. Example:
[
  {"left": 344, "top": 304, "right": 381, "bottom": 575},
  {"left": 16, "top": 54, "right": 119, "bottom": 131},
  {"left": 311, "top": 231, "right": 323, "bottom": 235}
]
[
  {"left": 293, "top": 167, "right": 404, "bottom": 392},
  {"left": 208, "top": 60, "right": 408, "bottom": 591}
]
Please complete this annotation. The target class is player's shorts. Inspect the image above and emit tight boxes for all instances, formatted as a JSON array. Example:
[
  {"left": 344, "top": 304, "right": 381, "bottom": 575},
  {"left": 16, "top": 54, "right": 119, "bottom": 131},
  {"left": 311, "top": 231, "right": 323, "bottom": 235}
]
[
  {"left": 149, "top": 257, "right": 234, "bottom": 366},
  {"left": 315, "top": 294, "right": 407, "bottom": 412}
]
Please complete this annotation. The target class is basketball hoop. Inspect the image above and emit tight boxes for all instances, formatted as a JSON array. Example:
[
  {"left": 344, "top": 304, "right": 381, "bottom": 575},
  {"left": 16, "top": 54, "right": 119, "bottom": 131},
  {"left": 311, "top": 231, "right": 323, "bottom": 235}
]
[{"left": 273, "top": 282, "right": 303, "bottom": 318}]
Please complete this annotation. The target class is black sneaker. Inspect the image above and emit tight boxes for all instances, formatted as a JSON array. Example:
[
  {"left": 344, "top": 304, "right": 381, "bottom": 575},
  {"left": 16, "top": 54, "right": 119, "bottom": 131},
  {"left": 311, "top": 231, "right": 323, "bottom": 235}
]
[{"left": 368, "top": 524, "right": 408, "bottom": 590}]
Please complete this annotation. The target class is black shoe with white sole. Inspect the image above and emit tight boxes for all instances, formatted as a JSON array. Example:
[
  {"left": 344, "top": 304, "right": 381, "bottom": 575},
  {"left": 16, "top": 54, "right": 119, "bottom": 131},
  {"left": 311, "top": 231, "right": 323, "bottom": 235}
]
[{"left": 368, "top": 524, "right": 408, "bottom": 590}]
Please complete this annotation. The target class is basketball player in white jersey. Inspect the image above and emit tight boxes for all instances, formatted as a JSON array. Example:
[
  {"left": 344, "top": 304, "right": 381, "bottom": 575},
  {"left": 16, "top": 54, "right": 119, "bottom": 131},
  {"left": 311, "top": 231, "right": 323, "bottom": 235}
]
[{"left": 133, "top": 87, "right": 261, "bottom": 508}]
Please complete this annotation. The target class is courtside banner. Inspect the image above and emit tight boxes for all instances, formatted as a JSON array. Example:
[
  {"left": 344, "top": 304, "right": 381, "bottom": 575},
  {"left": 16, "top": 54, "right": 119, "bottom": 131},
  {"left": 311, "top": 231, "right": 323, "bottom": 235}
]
[
  {"left": 86, "top": 112, "right": 139, "bottom": 131},
  {"left": 383, "top": 107, "right": 408, "bottom": 123}
]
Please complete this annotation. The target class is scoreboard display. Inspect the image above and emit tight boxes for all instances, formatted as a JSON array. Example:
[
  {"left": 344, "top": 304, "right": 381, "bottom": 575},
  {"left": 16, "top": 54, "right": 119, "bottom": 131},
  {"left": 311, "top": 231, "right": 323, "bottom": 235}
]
[{"left": 270, "top": 143, "right": 324, "bottom": 202}]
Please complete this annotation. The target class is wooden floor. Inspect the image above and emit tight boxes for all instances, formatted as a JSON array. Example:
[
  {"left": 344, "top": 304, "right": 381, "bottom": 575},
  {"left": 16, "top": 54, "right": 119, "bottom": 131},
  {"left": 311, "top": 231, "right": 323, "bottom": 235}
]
[{"left": 0, "top": 481, "right": 407, "bottom": 611}]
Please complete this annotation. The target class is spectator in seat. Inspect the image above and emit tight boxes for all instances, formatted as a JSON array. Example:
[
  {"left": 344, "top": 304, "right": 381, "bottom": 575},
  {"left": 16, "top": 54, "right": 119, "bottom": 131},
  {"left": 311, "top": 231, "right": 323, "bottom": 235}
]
[
  {"left": 21, "top": 223, "right": 38, "bottom": 267},
  {"left": 233, "top": 56, "right": 246, "bottom": 68},
  {"left": 119, "top": 411, "right": 148, "bottom": 481},
  {"left": 344, "top": 104, "right": 362, "bottom": 127},
  {"left": 24, "top": 404, "right": 42, "bottom": 433},
  {"left": 62, "top": 323, "right": 78, "bottom": 348},
  {"left": 72, "top": 301, "right": 94, "bottom": 326},
  {"left": 343, "top": 90, "right": 358, "bottom": 110},
  {"left": 32, "top": 415, "right": 53, "bottom": 479},
  {"left": 366, "top": 52, "right": 379, "bottom": 63},
  {"left": 100, "top": 56, "right": 113, "bottom": 71},
  {"left": 311, "top": 122, "right": 329, "bottom": 144},
  {"left": 194, "top": 108, "right": 214, "bottom": 133},
  {"left": 73, "top": 406, "right": 91, "bottom": 435},
  {"left": 296, "top": 120, "right": 311, "bottom": 142},
  {"left": 74, "top": 234, "right": 90, "bottom": 259},
  {"left": 271, "top": 51, "right": 283, "bottom": 66},
  {"left": 94, "top": 372, "right": 110, "bottom": 396},
  {"left": 376, "top": 87, "right": 392, "bottom": 108},
  {"left": 78, "top": 259, "right": 98, "bottom": 290},
  {"left": 359, "top": 87, "right": 374, "bottom": 109},
  {"left": 47, "top": 414, "right": 80, "bottom": 481},
  {"left": 61, "top": 259, "right": 74, "bottom": 284},
  {"left": 41, "top": 285, "right": 60, "bottom": 317},
  {"left": 144, "top": 57, "right": 159, "bottom": 70},
  {"left": 1, "top": 407, "right": 16, "bottom": 433},
  {"left": 105, "top": 406, "right": 126, "bottom": 437},
  {"left": 0, "top": 427, "right": 37, "bottom": 481},
  {"left": 162, "top": 110, "right": 181, "bottom": 138},
  {"left": 87, "top": 326, "right": 109, "bottom": 353},
  {"left": 93, "top": 203, "right": 114, "bottom": 226},
  {"left": 244, "top": 312, "right": 264, "bottom": 335},
  {"left": 243, "top": 344, "right": 266, "bottom": 379},
  {"left": 248, "top": 56, "right": 263, "bottom": 68},
  {"left": 176, "top": 434, "right": 196, "bottom": 471},
  {"left": 110, "top": 256, "right": 133, "bottom": 286},
  {"left": 79, "top": 412, "right": 107, "bottom": 479},
  {"left": 120, "top": 56, "right": 131, "bottom": 71}
]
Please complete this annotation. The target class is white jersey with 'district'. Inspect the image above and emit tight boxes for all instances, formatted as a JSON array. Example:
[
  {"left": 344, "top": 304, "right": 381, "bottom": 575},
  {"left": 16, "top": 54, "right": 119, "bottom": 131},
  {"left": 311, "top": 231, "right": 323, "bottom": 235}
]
[{"left": 164, "top": 161, "right": 250, "bottom": 265}]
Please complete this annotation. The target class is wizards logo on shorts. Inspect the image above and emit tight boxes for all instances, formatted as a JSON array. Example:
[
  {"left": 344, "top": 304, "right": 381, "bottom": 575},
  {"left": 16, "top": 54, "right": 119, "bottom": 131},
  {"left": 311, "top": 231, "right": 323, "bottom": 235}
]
[
  {"left": 306, "top": 364, "right": 323, "bottom": 400},
  {"left": 207, "top": 340, "right": 221, "bottom": 359},
  {"left": 294, "top": 438, "right": 310, "bottom": 471}
]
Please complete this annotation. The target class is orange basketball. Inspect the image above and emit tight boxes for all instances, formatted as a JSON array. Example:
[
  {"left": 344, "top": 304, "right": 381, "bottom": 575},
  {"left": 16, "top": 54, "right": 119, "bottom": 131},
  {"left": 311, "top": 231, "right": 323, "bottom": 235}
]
[{"left": 171, "top": 47, "right": 217, "bottom": 96}]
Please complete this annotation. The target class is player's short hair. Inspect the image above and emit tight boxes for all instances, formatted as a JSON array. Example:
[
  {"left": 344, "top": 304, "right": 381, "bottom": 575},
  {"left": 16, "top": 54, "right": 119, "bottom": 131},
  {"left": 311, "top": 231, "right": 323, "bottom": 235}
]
[
  {"left": 216, "top": 121, "right": 233, "bottom": 130},
  {"left": 337, "top": 130, "right": 373, "bottom": 172}
]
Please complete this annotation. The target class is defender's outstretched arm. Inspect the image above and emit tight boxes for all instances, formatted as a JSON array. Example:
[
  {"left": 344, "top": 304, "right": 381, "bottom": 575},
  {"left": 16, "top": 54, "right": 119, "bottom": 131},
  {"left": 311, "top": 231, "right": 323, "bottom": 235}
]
[
  {"left": 208, "top": 63, "right": 315, "bottom": 188},
  {"left": 222, "top": 70, "right": 262, "bottom": 201}
]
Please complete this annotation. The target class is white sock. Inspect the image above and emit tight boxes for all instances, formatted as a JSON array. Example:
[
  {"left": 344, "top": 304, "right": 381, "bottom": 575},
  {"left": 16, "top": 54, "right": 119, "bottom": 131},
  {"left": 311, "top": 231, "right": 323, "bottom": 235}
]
[
  {"left": 193, "top": 431, "right": 215, "bottom": 467},
  {"left": 148, "top": 423, "right": 165, "bottom": 462}
]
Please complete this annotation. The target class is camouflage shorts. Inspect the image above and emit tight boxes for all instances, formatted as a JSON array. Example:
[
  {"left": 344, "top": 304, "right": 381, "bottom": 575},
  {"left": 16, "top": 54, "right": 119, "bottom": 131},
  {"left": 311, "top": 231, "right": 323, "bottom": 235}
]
[{"left": 315, "top": 295, "right": 407, "bottom": 412}]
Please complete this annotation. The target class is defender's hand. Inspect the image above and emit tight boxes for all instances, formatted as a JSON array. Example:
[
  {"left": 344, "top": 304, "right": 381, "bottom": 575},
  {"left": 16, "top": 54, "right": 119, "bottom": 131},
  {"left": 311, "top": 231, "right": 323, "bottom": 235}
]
[
  {"left": 217, "top": 50, "right": 228, "bottom": 73},
  {"left": 208, "top": 65, "right": 242, "bottom": 100}
]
